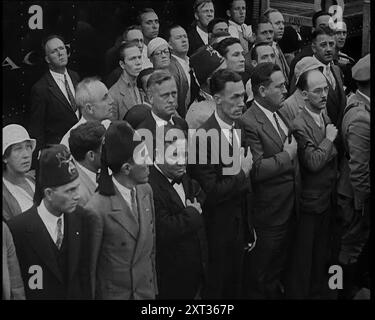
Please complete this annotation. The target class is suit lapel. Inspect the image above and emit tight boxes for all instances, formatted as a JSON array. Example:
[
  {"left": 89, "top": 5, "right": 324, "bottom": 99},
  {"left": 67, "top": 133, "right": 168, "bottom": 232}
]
[
  {"left": 301, "top": 108, "right": 325, "bottom": 145},
  {"left": 253, "top": 104, "right": 284, "bottom": 149},
  {"left": 26, "top": 208, "right": 63, "bottom": 283},
  {"left": 108, "top": 187, "right": 139, "bottom": 240},
  {"left": 46, "top": 71, "right": 77, "bottom": 119}
]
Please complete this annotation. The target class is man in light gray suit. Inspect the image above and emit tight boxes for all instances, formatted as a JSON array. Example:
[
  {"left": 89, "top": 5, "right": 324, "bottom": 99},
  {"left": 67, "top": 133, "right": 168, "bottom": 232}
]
[
  {"left": 68, "top": 121, "right": 106, "bottom": 207},
  {"left": 85, "top": 121, "right": 157, "bottom": 300}
]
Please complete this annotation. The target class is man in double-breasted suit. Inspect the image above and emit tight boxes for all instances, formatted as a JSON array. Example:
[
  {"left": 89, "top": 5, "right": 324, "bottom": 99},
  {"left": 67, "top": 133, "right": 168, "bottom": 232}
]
[
  {"left": 285, "top": 69, "right": 338, "bottom": 299},
  {"left": 239, "top": 63, "right": 300, "bottom": 299},
  {"left": 149, "top": 124, "right": 207, "bottom": 299},
  {"left": 190, "top": 69, "right": 255, "bottom": 299},
  {"left": 7, "top": 144, "right": 90, "bottom": 300},
  {"left": 29, "top": 35, "right": 80, "bottom": 161},
  {"left": 85, "top": 121, "right": 157, "bottom": 300}
]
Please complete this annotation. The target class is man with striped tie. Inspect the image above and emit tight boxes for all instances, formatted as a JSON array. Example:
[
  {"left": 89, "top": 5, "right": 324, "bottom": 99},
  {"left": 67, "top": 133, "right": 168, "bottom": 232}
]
[
  {"left": 7, "top": 144, "right": 90, "bottom": 299},
  {"left": 29, "top": 35, "right": 80, "bottom": 167}
]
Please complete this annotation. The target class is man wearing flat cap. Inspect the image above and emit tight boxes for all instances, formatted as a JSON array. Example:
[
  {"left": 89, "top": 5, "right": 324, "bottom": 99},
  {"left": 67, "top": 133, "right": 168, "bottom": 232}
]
[
  {"left": 84, "top": 121, "right": 157, "bottom": 300},
  {"left": 7, "top": 144, "right": 90, "bottom": 300},
  {"left": 337, "top": 54, "right": 370, "bottom": 297}
]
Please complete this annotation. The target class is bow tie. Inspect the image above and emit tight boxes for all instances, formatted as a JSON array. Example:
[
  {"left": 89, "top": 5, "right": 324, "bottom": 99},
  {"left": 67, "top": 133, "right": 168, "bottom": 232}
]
[{"left": 171, "top": 174, "right": 185, "bottom": 186}]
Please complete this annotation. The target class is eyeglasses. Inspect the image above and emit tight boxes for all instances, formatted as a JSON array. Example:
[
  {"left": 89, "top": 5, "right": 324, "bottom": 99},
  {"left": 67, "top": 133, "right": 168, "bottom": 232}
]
[
  {"left": 309, "top": 86, "right": 329, "bottom": 96},
  {"left": 153, "top": 49, "right": 170, "bottom": 57}
]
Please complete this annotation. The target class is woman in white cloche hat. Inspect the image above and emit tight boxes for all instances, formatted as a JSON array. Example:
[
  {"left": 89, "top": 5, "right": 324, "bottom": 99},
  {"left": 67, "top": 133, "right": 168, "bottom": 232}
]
[{"left": 3, "top": 124, "right": 36, "bottom": 221}]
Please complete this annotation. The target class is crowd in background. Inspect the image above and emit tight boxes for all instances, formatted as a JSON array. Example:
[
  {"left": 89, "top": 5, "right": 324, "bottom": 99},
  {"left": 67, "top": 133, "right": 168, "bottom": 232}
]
[{"left": 3, "top": 0, "right": 370, "bottom": 300}]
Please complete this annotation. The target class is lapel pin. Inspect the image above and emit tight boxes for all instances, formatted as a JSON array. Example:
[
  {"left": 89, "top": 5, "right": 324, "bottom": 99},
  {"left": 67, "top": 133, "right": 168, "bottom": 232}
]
[{"left": 76, "top": 231, "right": 79, "bottom": 235}]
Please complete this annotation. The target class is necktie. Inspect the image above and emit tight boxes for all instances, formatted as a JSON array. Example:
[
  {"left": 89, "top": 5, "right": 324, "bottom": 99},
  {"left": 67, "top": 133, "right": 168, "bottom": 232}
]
[
  {"left": 130, "top": 188, "right": 139, "bottom": 221},
  {"left": 273, "top": 113, "right": 287, "bottom": 143},
  {"left": 228, "top": 124, "right": 234, "bottom": 146},
  {"left": 189, "top": 68, "right": 202, "bottom": 105},
  {"left": 55, "top": 217, "right": 63, "bottom": 250},
  {"left": 64, "top": 74, "right": 77, "bottom": 113},
  {"left": 325, "top": 65, "right": 336, "bottom": 90},
  {"left": 171, "top": 174, "right": 184, "bottom": 186}
]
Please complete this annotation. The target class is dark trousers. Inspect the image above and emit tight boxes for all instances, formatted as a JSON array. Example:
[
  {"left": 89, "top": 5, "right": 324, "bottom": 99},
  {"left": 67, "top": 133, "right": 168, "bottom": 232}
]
[
  {"left": 284, "top": 208, "right": 332, "bottom": 299},
  {"left": 203, "top": 217, "right": 244, "bottom": 299},
  {"left": 244, "top": 219, "right": 294, "bottom": 299}
]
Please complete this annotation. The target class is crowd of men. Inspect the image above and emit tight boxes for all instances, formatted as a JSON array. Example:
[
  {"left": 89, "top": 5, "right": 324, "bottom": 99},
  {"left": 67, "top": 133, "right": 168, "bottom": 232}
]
[{"left": 3, "top": 0, "right": 370, "bottom": 300}]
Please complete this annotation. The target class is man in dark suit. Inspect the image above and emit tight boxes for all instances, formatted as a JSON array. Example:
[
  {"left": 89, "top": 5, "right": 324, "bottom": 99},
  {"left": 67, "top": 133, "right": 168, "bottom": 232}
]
[
  {"left": 190, "top": 69, "right": 254, "bottom": 299},
  {"left": 149, "top": 123, "right": 207, "bottom": 299},
  {"left": 167, "top": 24, "right": 201, "bottom": 118},
  {"left": 285, "top": 69, "right": 338, "bottom": 298},
  {"left": 29, "top": 35, "right": 80, "bottom": 162},
  {"left": 7, "top": 144, "right": 90, "bottom": 300},
  {"left": 136, "top": 70, "right": 188, "bottom": 157},
  {"left": 187, "top": 0, "right": 215, "bottom": 56},
  {"left": 239, "top": 63, "right": 300, "bottom": 299}
]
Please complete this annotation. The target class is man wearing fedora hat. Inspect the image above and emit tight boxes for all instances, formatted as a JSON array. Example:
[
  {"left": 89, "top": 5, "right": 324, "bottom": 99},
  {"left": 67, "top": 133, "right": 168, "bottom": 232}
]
[
  {"left": 84, "top": 121, "right": 157, "bottom": 300},
  {"left": 7, "top": 144, "right": 90, "bottom": 300}
]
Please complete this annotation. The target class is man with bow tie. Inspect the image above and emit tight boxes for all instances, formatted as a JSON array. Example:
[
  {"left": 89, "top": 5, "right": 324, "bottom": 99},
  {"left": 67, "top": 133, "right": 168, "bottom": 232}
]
[
  {"left": 149, "top": 123, "right": 207, "bottom": 299},
  {"left": 7, "top": 144, "right": 90, "bottom": 299}
]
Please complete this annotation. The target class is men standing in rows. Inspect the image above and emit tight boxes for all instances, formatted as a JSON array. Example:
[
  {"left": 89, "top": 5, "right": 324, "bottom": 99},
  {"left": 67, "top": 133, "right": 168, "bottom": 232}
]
[
  {"left": 68, "top": 121, "right": 106, "bottom": 207},
  {"left": 190, "top": 69, "right": 255, "bottom": 299},
  {"left": 109, "top": 42, "right": 144, "bottom": 120},
  {"left": 167, "top": 25, "right": 201, "bottom": 118},
  {"left": 337, "top": 55, "right": 370, "bottom": 297},
  {"left": 286, "top": 69, "right": 338, "bottom": 298},
  {"left": 29, "top": 35, "right": 80, "bottom": 162},
  {"left": 188, "top": 0, "right": 215, "bottom": 56},
  {"left": 85, "top": 121, "right": 157, "bottom": 299},
  {"left": 279, "top": 57, "right": 322, "bottom": 122},
  {"left": 8, "top": 144, "right": 90, "bottom": 299},
  {"left": 148, "top": 37, "right": 172, "bottom": 70},
  {"left": 149, "top": 123, "right": 207, "bottom": 299},
  {"left": 138, "top": 8, "right": 160, "bottom": 46},
  {"left": 264, "top": 8, "right": 290, "bottom": 90},
  {"left": 239, "top": 63, "right": 300, "bottom": 299},
  {"left": 311, "top": 27, "right": 346, "bottom": 128},
  {"left": 60, "top": 77, "right": 114, "bottom": 147},
  {"left": 226, "top": 0, "right": 254, "bottom": 54}
]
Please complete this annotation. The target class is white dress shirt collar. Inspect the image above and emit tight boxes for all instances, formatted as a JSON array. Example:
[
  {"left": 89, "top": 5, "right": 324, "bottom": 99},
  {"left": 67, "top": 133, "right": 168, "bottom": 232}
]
[
  {"left": 254, "top": 100, "right": 288, "bottom": 136},
  {"left": 151, "top": 111, "right": 173, "bottom": 127},
  {"left": 50, "top": 68, "right": 68, "bottom": 80},
  {"left": 196, "top": 25, "right": 209, "bottom": 45},
  {"left": 214, "top": 110, "right": 234, "bottom": 130},
  {"left": 112, "top": 176, "right": 134, "bottom": 209},
  {"left": 304, "top": 106, "right": 324, "bottom": 128},
  {"left": 37, "top": 200, "right": 64, "bottom": 243}
]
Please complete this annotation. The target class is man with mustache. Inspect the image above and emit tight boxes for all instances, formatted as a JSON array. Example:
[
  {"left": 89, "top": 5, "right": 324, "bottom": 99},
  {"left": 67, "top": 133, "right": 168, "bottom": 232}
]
[
  {"left": 239, "top": 63, "right": 300, "bottom": 299},
  {"left": 285, "top": 69, "right": 338, "bottom": 298},
  {"left": 8, "top": 144, "right": 90, "bottom": 299},
  {"left": 109, "top": 42, "right": 144, "bottom": 120}
]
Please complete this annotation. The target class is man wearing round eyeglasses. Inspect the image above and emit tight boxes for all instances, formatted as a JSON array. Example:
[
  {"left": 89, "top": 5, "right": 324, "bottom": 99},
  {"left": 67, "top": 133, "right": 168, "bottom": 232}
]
[
  {"left": 147, "top": 37, "right": 171, "bottom": 70},
  {"left": 286, "top": 68, "right": 338, "bottom": 299},
  {"left": 29, "top": 35, "right": 80, "bottom": 168}
]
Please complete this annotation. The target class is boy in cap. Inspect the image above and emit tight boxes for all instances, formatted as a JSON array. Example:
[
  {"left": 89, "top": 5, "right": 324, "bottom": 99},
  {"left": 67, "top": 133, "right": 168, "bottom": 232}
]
[
  {"left": 7, "top": 144, "right": 90, "bottom": 300},
  {"left": 85, "top": 121, "right": 157, "bottom": 300}
]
